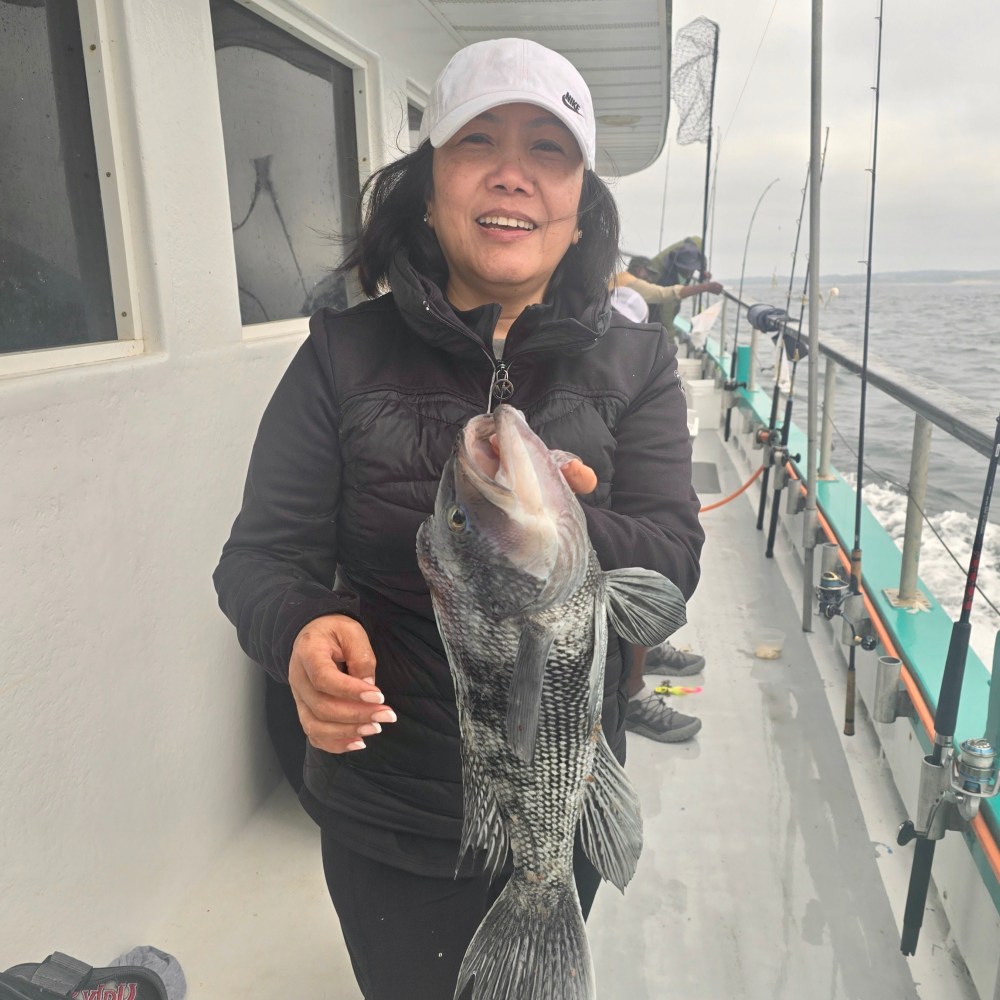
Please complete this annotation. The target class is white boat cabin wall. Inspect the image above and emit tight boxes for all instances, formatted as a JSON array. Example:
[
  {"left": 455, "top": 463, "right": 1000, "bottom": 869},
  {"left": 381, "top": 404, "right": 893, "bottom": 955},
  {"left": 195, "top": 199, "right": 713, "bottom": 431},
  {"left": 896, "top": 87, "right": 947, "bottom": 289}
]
[{"left": 0, "top": 0, "right": 463, "bottom": 969}]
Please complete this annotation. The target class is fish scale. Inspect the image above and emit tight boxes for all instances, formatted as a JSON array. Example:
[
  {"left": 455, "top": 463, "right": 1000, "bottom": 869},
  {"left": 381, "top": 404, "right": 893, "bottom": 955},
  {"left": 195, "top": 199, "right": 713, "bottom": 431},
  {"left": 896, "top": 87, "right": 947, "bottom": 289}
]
[{"left": 416, "top": 404, "right": 687, "bottom": 999}]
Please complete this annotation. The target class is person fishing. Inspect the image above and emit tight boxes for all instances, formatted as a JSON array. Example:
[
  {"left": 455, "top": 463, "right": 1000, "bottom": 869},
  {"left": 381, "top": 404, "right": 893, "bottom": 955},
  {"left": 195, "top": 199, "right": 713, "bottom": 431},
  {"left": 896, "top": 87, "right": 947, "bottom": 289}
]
[
  {"left": 213, "top": 36, "right": 703, "bottom": 1000},
  {"left": 612, "top": 243, "right": 722, "bottom": 328}
]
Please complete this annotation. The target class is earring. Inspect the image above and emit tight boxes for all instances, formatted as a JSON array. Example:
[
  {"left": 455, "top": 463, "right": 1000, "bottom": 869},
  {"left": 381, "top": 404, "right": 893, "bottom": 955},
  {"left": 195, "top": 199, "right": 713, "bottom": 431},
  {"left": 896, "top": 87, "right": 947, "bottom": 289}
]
[
  {"left": 423, "top": 212, "right": 429, "bottom": 224},
  {"left": 574, "top": 228, "right": 583, "bottom": 244}
]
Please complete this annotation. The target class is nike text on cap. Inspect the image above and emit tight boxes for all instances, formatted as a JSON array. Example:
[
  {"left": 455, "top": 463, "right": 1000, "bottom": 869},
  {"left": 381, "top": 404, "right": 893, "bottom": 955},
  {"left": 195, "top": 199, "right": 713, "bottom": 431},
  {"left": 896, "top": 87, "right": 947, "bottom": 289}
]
[{"left": 418, "top": 37, "right": 596, "bottom": 171}]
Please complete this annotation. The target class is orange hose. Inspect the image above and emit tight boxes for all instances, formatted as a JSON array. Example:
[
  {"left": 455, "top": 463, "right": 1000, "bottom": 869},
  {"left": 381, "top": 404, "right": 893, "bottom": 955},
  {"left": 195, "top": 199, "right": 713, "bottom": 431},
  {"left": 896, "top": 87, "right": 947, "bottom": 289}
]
[
  {"left": 700, "top": 465, "right": 764, "bottom": 513},
  {"left": 789, "top": 465, "right": 1000, "bottom": 883}
]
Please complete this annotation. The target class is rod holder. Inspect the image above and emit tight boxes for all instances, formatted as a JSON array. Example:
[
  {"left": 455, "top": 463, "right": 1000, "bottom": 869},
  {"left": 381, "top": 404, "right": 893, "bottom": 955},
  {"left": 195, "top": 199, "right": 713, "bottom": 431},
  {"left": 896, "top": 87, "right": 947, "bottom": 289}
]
[
  {"left": 786, "top": 482, "right": 804, "bottom": 514},
  {"left": 873, "top": 655, "right": 911, "bottom": 723},
  {"left": 841, "top": 593, "right": 865, "bottom": 645},
  {"left": 912, "top": 754, "right": 965, "bottom": 840}
]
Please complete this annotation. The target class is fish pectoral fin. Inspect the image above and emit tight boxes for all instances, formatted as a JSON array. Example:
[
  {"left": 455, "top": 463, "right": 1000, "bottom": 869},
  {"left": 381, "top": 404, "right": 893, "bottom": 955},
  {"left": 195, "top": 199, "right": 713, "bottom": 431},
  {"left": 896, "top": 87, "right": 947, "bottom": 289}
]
[
  {"left": 506, "top": 621, "right": 555, "bottom": 764},
  {"left": 603, "top": 567, "right": 687, "bottom": 648},
  {"left": 579, "top": 730, "right": 643, "bottom": 892}
]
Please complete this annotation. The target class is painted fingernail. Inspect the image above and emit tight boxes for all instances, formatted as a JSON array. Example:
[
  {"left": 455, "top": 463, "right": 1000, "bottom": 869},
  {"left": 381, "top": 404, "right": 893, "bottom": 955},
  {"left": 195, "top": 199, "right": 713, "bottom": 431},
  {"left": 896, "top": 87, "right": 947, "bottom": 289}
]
[
  {"left": 357, "top": 723, "right": 382, "bottom": 737},
  {"left": 371, "top": 708, "right": 397, "bottom": 724},
  {"left": 360, "top": 689, "right": 385, "bottom": 704},
  {"left": 346, "top": 740, "right": 366, "bottom": 751}
]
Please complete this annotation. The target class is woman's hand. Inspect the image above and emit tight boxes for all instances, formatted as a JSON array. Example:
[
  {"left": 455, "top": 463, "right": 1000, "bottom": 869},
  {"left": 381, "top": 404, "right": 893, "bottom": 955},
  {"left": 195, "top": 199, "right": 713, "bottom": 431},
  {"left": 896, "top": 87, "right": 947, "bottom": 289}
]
[
  {"left": 288, "top": 614, "right": 395, "bottom": 754},
  {"left": 559, "top": 458, "right": 598, "bottom": 495}
]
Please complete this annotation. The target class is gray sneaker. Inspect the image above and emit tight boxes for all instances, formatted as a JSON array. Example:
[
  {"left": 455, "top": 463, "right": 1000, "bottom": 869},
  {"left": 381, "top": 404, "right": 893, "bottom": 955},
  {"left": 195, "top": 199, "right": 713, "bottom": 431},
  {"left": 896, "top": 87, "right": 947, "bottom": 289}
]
[
  {"left": 625, "top": 696, "right": 702, "bottom": 743},
  {"left": 643, "top": 642, "right": 706, "bottom": 677}
]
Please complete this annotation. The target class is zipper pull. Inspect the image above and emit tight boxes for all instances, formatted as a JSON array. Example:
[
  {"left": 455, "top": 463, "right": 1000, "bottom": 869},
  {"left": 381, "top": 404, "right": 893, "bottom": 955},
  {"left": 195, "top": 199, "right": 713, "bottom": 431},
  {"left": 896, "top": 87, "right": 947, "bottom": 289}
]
[{"left": 487, "top": 362, "right": 514, "bottom": 413}]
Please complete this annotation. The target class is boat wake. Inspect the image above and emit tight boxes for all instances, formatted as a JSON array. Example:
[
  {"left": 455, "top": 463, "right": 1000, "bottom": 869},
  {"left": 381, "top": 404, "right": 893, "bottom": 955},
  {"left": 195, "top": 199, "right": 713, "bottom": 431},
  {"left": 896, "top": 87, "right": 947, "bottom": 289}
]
[{"left": 857, "top": 479, "right": 1000, "bottom": 671}]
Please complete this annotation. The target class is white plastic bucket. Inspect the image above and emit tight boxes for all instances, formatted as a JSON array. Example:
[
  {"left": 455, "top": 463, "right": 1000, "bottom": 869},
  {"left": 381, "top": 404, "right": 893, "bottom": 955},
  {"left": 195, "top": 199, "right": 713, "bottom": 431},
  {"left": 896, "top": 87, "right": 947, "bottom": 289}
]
[
  {"left": 685, "top": 378, "right": 721, "bottom": 430},
  {"left": 687, "top": 408, "right": 700, "bottom": 440},
  {"left": 677, "top": 357, "right": 703, "bottom": 383}
]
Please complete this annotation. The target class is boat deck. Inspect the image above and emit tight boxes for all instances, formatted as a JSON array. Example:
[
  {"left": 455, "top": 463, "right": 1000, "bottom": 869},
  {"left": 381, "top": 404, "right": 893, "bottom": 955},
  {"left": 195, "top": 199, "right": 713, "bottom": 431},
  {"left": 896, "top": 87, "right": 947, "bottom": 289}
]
[{"left": 153, "top": 429, "right": 979, "bottom": 999}]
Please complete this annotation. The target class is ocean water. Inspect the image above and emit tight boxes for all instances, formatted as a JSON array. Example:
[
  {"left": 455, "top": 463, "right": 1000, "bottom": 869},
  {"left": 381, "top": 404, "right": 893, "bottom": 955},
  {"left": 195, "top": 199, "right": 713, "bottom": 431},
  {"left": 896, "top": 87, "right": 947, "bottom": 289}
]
[{"left": 723, "top": 279, "right": 1000, "bottom": 671}]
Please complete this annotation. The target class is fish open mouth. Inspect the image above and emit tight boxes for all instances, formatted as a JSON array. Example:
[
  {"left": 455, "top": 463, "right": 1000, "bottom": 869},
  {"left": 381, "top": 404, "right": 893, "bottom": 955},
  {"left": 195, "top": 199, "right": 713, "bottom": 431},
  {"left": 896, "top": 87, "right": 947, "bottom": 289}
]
[
  {"left": 458, "top": 407, "right": 550, "bottom": 520},
  {"left": 462, "top": 413, "right": 504, "bottom": 490}
]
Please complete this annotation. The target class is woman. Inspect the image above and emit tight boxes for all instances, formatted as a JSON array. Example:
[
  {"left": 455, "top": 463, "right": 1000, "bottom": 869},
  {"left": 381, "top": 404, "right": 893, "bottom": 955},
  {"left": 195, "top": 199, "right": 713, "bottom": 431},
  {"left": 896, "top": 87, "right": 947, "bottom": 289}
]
[{"left": 214, "top": 37, "right": 703, "bottom": 999}]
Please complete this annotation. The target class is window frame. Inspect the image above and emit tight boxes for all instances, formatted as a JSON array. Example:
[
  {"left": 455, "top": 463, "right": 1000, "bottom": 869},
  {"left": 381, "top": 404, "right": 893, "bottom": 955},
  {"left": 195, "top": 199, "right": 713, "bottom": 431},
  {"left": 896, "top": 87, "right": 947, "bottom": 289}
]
[
  {"left": 218, "top": 0, "right": 376, "bottom": 342},
  {"left": 0, "top": 0, "right": 143, "bottom": 379}
]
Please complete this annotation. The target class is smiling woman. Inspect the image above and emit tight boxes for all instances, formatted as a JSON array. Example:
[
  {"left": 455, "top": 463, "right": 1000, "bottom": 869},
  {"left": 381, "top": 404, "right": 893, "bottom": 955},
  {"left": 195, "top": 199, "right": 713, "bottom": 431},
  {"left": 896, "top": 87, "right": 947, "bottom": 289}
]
[
  {"left": 214, "top": 35, "right": 704, "bottom": 1000},
  {"left": 427, "top": 103, "right": 585, "bottom": 339}
]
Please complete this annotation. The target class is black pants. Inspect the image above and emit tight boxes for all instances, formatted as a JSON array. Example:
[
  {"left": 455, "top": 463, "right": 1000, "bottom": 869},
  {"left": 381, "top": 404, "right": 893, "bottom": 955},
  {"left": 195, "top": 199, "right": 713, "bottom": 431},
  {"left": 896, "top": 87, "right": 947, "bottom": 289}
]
[{"left": 321, "top": 830, "right": 602, "bottom": 1000}]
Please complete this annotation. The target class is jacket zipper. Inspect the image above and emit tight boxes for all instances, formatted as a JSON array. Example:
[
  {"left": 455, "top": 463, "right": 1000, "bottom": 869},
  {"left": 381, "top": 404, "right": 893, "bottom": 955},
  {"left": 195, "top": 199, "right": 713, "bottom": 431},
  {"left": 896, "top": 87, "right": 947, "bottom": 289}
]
[{"left": 487, "top": 361, "right": 514, "bottom": 411}]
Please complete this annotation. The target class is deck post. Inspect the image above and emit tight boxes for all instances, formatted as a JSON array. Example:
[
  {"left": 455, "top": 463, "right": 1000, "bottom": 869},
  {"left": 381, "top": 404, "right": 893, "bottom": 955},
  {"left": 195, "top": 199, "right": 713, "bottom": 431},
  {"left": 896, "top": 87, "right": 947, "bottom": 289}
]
[
  {"left": 802, "top": 0, "right": 823, "bottom": 633},
  {"left": 897, "top": 414, "right": 932, "bottom": 603},
  {"left": 818, "top": 359, "right": 837, "bottom": 478}
]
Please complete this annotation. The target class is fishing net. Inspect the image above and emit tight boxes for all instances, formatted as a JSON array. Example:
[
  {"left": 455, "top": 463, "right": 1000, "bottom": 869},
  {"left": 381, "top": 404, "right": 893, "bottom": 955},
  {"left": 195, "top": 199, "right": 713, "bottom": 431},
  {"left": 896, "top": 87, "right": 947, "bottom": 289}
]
[{"left": 671, "top": 16, "right": 720, "bottom": 145}]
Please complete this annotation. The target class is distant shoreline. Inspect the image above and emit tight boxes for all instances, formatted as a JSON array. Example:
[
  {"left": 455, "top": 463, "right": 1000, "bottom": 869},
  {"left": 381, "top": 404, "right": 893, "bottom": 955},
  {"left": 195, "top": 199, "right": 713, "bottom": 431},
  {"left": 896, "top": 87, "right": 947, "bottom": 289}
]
[{"left": 727, "top": 269, "right": 1000, "bottom": 285}]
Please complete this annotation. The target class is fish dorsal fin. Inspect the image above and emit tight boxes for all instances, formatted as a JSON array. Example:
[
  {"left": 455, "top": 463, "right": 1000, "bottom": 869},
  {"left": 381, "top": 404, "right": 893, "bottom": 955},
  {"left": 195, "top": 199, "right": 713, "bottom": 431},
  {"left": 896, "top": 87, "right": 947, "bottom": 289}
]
[
  {"left": 579, "top": 727, "right": 643, "bottom": 892},
  {"left": 603, "top": 568, "right": 686, "bottom": 648},
  {"left": 506, "top": 620, "right": 556, "bottom": 764}
]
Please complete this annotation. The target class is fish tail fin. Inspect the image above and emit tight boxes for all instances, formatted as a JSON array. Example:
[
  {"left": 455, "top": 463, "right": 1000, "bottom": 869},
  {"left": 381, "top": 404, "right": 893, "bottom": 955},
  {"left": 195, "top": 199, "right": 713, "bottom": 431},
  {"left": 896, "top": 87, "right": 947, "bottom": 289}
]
[{"left": 455, "top": 874, "right": 595, "bottom": 1000}]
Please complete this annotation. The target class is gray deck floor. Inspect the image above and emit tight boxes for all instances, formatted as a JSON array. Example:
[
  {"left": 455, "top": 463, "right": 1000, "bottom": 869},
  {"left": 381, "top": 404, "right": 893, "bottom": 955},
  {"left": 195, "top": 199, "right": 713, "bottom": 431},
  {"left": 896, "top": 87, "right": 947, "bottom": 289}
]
[
  {"left": 586, "top": 429, "right": 974, "bottom": 1000},
  {"left": 157, "top": 429, "right": 979, "bottom": 999}
]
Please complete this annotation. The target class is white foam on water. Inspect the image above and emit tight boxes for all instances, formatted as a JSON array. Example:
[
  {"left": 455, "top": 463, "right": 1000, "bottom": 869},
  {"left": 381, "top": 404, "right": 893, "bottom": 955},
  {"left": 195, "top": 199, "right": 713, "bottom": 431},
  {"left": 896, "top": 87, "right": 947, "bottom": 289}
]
[{"left": 856, "top": 479, "right": 1000, "bottom": 672}]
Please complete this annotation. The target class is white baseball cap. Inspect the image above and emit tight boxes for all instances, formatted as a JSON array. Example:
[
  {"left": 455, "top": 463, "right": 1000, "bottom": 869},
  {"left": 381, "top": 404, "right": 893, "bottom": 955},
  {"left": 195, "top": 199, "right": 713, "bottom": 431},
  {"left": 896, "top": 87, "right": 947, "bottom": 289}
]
[
  {"left": 610, "top": 286, "right": 650, "bottom": 324},
  {"left": 419, "top": 38, "right": 596, "bottom": 171}
]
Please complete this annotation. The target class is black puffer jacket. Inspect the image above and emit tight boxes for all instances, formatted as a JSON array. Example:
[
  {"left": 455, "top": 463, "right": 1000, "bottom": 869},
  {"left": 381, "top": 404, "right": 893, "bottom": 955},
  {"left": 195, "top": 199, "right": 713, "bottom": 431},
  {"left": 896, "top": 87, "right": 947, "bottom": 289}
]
[{"left": 214, "top": 254, "right": 704, "bottom": 876}]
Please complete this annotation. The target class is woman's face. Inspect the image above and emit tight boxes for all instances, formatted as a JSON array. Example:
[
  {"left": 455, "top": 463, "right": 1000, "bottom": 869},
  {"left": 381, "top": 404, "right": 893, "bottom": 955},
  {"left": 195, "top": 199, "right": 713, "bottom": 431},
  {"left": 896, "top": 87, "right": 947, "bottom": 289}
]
[{"left": 426, "top": 102, "right": 585, "bottom": 312}]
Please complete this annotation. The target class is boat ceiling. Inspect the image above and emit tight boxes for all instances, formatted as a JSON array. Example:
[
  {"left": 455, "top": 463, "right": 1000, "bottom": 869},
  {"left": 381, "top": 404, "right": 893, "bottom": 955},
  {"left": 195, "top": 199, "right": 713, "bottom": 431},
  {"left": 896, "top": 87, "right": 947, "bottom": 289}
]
[{"left": 420, "top": 0, "right": 671, "bottom": 176}]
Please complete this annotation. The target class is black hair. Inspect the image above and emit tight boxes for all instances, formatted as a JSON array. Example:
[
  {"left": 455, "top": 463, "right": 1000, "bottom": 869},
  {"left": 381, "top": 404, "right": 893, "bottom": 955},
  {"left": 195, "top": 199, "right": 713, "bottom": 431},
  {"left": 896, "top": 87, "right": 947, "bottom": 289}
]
[
  {"left": 340, "top": 141, "right": 621, "bottom": 302},
  {"left": 627, "top": 255, "right": 654, "bottom": 277}
]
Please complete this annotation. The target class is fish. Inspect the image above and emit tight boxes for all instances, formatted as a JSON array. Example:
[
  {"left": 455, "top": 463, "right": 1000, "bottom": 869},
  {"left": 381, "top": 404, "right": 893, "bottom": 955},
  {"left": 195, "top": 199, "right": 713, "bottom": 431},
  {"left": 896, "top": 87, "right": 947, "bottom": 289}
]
[{"left": 416, "top": 404, "right": 687, "bottom": 1000}]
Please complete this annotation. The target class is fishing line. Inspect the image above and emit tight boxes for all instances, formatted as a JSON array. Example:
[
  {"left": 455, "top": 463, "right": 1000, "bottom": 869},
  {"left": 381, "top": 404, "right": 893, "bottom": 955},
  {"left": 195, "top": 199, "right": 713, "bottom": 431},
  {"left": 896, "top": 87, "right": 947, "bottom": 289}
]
[
  {"left": 758, "top": 128, "right": 831, "bottom": 557},
  {"left": 842, "top": 0, "right": 885, "bottom": 739},
  {"left": 755, "top": 157, "right": 813, "bottom": 532},
  {"left": 722, "top": 176, "right": 780, "bottom": 442},
  {"left": 827, "top": 415, "right": 1000, "bottom": 617},
  {"left": 898, "top": 409, "right": 1000, "bottom": 956},
  {"left": 720, "top": 0, "right": 781, "bottom": 145}
]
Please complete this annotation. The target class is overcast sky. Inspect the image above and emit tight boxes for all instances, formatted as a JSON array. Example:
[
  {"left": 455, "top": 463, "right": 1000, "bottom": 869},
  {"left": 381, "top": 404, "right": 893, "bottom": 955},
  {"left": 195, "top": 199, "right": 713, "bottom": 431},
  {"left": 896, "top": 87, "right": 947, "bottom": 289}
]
[{"left": 608, "top": 0, "right": 1000, "bottom": 279}]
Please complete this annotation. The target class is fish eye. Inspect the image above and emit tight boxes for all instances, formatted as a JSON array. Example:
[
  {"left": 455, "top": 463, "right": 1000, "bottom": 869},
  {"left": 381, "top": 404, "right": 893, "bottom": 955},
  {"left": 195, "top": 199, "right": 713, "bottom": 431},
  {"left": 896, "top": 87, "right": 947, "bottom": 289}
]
[{"left": 446, "top": 504, "right": 468, "bottom": 532}]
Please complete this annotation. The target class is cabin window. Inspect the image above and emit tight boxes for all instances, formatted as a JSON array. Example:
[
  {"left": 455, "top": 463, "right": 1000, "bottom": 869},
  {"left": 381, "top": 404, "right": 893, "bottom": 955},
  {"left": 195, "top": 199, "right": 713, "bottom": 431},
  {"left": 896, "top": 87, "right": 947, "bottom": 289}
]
[
  {"left": 0, "top": 1, "right": 118, "bottom": 356},
  {"left": 210, "top": 0, "right": 362, "bottom": 326},
  {"left": 408, "top": 103, "right": 424, "bottom": 152}
]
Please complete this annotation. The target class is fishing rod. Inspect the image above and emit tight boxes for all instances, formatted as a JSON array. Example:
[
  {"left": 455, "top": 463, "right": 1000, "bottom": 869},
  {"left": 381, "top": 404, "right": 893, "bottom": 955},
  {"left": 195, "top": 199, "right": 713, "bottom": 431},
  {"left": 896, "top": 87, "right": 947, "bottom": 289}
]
[
  {"left": 814, "top": 3, "right": 885, "bottom": 737},
  {"left": 841, "top": 0, "right": 885, "bottom": 739},
  {"left": 754, "top": 159, "right": 812, "bottom": 532},
  {"left": 896, "top": 411, "right": 1000, "bottom": 956},
  {"left": 722, "top": 177, "right": 779, "bottom": 442},
  {"left": 763, "top": 128, "right": 831, "bottom": 557}
]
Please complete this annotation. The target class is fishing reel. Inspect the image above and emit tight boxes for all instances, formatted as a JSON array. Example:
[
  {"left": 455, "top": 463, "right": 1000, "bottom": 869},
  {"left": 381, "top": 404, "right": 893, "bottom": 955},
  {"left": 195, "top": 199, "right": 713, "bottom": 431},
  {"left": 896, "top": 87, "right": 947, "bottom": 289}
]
[
  {"left": 747, "top": 304, "right": 787, "bottom": 333},
  {"left": 815, "top": 545, "right": 878, "bottom": 650},
  {"left": 898, "top": 737, "right": 999, "bottom": 845}
]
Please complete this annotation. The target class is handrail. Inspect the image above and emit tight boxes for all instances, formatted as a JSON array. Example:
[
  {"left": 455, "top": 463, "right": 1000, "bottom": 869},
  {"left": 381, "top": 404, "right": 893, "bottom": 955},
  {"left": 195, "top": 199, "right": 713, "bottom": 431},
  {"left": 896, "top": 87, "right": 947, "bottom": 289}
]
[{"left": 716, "top": 289, "right": 996, "bottom": 459}]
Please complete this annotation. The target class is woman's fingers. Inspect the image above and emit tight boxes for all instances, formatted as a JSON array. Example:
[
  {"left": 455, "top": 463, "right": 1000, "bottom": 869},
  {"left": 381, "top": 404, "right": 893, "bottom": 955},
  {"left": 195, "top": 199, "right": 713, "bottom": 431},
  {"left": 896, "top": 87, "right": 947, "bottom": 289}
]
[
  {"left": 289, "top": 614, "right": 396, "bottom": 754},
  {"left": 560, "top": 458, "right": 598, "bottom": 495}
]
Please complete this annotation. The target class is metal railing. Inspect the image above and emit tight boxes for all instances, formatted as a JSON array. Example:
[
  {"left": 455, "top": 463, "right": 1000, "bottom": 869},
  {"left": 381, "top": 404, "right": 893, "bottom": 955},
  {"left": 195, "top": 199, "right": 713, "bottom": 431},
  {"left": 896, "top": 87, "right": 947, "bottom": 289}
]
[{"left": 709, "top": 290, "right": 996, "bottom": 607}]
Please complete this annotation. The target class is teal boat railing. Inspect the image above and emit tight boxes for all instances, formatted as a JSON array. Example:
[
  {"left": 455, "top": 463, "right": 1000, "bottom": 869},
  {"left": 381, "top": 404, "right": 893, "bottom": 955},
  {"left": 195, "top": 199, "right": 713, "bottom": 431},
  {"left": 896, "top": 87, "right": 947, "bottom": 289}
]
[{"left": 692, "top": 293, "right": 1000, "bottom": 905}]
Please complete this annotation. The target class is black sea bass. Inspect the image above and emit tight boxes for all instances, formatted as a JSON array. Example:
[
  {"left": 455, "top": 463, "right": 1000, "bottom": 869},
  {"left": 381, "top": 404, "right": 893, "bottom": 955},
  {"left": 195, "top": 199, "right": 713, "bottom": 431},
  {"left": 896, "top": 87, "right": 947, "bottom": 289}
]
[{"left": 416, "top": 405, "right": 686, "bottom": 1000}]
